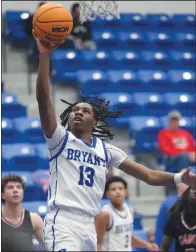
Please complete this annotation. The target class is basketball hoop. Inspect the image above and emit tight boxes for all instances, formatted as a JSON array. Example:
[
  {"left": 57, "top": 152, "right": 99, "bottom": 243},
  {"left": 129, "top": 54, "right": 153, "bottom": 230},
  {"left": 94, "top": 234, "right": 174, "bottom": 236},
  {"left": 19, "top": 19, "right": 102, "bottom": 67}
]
[{"left": 78, "top": 1, "right": 120, "bottom": 23}]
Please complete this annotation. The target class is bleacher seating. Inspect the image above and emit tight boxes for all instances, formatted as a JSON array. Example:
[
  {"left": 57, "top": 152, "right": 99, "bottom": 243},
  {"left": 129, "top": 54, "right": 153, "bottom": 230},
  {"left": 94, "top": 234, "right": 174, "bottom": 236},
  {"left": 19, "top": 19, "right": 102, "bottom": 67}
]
[
  {"left": 13, "top": 117, "right": 45, "bottom": 144},
  {"left": 2, "top": 143, "right": 38, "bottom": 172},
  {"left": 3, "top": 10, "right": 31, "bottom": 46},
  {"left": 2, "top": 92, "right": 27, "bottom": 118},
  {"left": 2, "top": 12, "right": 195, "bottom": 242}
]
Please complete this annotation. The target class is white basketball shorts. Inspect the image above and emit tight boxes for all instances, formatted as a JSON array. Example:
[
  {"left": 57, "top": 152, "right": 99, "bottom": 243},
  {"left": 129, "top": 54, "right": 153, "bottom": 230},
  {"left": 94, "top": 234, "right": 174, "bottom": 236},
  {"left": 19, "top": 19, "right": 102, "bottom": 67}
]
[{"left": 43, "top": 208, "right": 97, "bottom": 251}]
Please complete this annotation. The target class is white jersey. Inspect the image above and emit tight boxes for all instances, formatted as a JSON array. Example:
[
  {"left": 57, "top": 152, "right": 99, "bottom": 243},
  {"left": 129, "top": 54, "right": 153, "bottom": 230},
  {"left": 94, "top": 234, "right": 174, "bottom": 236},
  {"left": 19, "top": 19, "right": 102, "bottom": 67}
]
[
  {"left": 45, "top": 123, "right": 127, "bottom": 217},
  {"left": 102, "top": 203, "right": 134, "bottom": 251}
]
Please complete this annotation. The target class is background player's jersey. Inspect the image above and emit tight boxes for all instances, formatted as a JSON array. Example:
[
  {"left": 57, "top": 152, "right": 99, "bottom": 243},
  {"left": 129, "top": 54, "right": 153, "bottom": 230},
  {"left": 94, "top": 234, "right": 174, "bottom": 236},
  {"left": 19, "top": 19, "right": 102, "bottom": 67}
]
[
  {"left": 45, "top": 123, "right": 127, "bottom": 217},
  {"left": 164, "top": 212, "right": 196, "bottom": 252},
  {"left": 102, "top": 203, "right": 134, "bottom": 251}
]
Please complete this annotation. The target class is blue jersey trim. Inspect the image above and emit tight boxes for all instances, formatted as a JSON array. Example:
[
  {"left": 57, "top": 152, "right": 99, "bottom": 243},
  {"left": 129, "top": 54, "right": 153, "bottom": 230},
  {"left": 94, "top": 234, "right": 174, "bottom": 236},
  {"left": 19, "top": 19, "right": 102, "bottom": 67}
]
[
  {"left": 48, "top": 185, "right": 51, "bottom": 200},
  {"left": 49, "top": 131, "right": 69, "bottom": 162},
  {"left": 79, "top": 135, "right": 97, "bottom": 148},
  {"left": 52, "top": 208, "right": 60, "bottom": 252},
  {"left": 53, "top": 158, "right": 58, "bottom": 206},
  {"left": 107, "top": 215, "right": 114, "bottom": 231},
  {"left": 102, "top": 140, "right": 108, "bottom": 167},
  {"left": 111, "top": 204, "right": 128, "bottom": 219}
]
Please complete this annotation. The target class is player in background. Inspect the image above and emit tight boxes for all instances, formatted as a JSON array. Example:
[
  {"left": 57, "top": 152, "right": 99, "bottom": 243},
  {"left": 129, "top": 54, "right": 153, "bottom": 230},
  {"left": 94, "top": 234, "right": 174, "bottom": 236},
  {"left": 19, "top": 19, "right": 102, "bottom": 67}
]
[
  {"left": 95, "top": 176, "right": 159, "bottom": 251},
  {"left": 161, "top": 185, "right": 196, "bottom": 252},
  {"left": 1, "top": 174, "right": 44, "bottom": 251},
  {"left": 33, "top": 31, "right": 196, "bottom": 251}
]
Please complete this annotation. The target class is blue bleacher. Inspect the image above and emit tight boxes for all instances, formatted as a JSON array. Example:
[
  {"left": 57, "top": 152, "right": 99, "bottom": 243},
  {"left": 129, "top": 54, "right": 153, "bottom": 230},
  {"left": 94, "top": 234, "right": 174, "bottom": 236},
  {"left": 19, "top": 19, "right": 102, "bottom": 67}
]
[
  {"left": 111, "top": 50, "right": 142, "bottom": 68},
  {"left": 79, "top": 70, "right": 110, "bottom": 95},
  {"left": 2, "top": 144, "right": 38, "bottom": 172},
  {"left": 100, "top": 92, "right": 140, "bottom": 118},
  {"left": 168, "top": 70, "right": 195, "bottom": 93},
  {"left": 4, "top": 11, "right": 31, "bottom": 45},
  {"left": 108, "top": 70, "right": 140, "bottom": 92},
  {"left": 120, "top": 13, "right": 146, "bottom": 28},
  {"left": 94, "top": 31, "right": 120, "bottom": 49},
  {"left": 13, "top": 117, "right": 45, "bottom": 144},
  {"left": 164, "top": 93, "right": 196, "bottom": 116},
  {"left": 2, "top": 92, "right": 27, "bottom": 118},
  {"left": 133, "top": 92, "right": 169, "bottom": 116},
  {"left": 2, "top": 118, "right": 15, "bottom": 144},
  {"left": 81, "top": 50, "right": 112, "bottom": 70},
  {"left": 146, "top": 13, "right": 172, "bottom": 27},
  {"left": 2, "top": 10, "right": 195, "bottom": 215},
  {"left": 172, "top": 14, "right": 196, "bottom": 27},
  {"left": 137, "top": 70, "right": 169, "bottom": 92}
]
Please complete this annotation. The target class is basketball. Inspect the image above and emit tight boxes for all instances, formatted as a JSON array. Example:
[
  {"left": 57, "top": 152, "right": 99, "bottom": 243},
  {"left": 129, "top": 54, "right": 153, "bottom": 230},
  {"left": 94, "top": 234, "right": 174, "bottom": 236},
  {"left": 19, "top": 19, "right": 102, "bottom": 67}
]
[{"left": 33, "top": 2, "right": 73, "bottom": 42}]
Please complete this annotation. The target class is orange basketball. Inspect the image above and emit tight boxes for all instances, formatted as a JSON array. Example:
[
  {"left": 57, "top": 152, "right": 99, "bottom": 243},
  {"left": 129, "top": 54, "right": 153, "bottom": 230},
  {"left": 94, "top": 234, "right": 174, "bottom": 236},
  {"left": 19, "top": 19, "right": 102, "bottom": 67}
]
[{"left": 33, "top": 2, "right": 73, "bottom": 42}]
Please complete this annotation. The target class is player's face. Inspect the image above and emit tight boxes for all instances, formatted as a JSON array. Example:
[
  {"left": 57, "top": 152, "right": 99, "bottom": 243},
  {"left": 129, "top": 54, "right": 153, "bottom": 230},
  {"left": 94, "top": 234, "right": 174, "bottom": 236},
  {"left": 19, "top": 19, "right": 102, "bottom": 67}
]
[
  {"left": 2, "top": 182, "right": 24, "bottom": 204},
  {"left": 69, "top": 102, "right": 96, "bottom": 134},
  {"left": 107, "top": 182, "right": 127, "bottom": 205},
  {"left": 189, "top": 185, "right": 196, "bottom": 204}
]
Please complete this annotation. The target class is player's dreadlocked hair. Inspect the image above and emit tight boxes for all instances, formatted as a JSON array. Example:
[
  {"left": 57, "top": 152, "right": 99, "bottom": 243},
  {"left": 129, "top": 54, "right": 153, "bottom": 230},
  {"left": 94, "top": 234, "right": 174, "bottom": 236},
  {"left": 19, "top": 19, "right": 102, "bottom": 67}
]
[
  {"left": 168, "top": 186, "right": 191, "bottom": 215},
  {"left": 60, "top": 93, "right": 123, "bottom": 140}
]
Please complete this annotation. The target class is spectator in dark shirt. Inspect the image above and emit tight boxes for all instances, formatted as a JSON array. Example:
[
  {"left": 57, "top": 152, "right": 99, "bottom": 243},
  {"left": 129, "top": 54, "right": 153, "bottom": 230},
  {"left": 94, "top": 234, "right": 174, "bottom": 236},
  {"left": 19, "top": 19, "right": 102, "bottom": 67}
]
[
  {"left": 155, "top": 173, "right": 189, "bottom": 251},
  {"left": 70, "top": 3, "right": 96, "bottom": 50},
  {"left": 158, "top": 110, "right": 196, "bottom": 173}
]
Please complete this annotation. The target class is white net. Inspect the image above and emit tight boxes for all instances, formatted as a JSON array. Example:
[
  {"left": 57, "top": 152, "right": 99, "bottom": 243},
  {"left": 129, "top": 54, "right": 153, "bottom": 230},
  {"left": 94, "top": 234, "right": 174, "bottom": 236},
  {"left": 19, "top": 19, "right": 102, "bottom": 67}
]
[{"left": 79, "top": 1, "right": 120, "bottom": 23}]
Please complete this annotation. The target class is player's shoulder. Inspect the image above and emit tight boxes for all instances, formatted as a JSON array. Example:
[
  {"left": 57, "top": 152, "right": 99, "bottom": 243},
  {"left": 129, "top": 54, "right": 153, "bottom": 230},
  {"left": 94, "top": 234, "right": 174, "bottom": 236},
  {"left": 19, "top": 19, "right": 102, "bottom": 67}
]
[
  {"left": 105, "top": 142, "right": 126, "bottom": 156},
  {"left": 30, "top": 212, "right": 43, "bottom": 229},
  {"left": 99, "top": 206, "right": 111, "bottom": 219},
  {"left": 102, "top": 203, "right": 112, "bottom": 211}
]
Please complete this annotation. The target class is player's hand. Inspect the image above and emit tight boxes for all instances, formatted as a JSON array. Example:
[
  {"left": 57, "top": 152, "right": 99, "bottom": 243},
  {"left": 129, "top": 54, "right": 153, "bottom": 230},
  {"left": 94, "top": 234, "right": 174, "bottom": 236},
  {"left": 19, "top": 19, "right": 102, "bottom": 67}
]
[
  {"left": 181, "top": 168, "right": 196, "bottom": 187},
  {"left": 32, "top": 29, "right": 64, "bottom": 55},
  {"left": 146, "top": 242, "right": 160, "bottom": 251}
]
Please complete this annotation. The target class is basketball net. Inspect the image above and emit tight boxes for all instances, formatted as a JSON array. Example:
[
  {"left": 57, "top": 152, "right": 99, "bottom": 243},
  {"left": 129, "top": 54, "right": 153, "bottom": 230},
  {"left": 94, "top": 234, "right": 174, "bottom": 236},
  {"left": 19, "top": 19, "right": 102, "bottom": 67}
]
[{"left": 78, "top": 1, "right": 120, "bottom": 23}]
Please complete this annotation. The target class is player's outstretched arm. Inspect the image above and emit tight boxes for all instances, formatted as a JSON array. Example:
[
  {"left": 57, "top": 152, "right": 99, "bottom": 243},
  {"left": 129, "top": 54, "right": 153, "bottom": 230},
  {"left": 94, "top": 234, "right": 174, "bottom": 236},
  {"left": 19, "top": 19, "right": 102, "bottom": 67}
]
[
  {"left": 95, "top": 212, "right": 110, "bottom": 252},
  {"left": 33, "top": 30, "right": 64, "bottom": 138},
  {"left": 132, "top": 235, "right": 159, "bottom": 251},
  {"left": 119, "top": 159, "right": 196, "bottom": 187},
  {"left": 160, "top": 235, "right": 173, "bottom": 252}
]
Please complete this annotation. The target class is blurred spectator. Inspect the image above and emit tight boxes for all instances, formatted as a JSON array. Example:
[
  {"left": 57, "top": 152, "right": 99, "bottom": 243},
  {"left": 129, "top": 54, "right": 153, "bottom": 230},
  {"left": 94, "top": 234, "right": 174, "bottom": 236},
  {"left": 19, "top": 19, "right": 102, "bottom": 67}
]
[
  {"left": 70, "top": 3, "right": 97, "bottom": 50},
  {"left": 2, "top": 174, "right": 44, "bottom": 251},
  {"left": 158, "top": 110, "right": 196, "bottom": 173},
  {"left": 155, "top": 174, "right": 189, "bottom": 251}
]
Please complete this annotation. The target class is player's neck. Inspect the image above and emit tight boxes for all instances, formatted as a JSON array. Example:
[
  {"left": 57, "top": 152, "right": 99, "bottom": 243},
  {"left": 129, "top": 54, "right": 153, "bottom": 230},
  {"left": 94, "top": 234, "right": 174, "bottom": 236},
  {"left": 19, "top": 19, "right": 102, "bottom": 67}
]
[
  {"left": 112, "top": 202, "right": 124, "bottom": 211},
  {"left": 2, "top": 203, "right": 23, "bottom": 219},
  {"left": 72, "top": 130, "right": 92, "bottom": 144}
]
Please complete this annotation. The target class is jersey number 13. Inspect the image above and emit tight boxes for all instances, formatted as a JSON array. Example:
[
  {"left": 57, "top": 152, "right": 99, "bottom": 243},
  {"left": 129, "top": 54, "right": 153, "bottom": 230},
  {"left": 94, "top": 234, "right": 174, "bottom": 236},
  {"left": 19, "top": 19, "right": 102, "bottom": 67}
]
[{"left": 78, "top": 166, "right": 95, "bottom": 187}]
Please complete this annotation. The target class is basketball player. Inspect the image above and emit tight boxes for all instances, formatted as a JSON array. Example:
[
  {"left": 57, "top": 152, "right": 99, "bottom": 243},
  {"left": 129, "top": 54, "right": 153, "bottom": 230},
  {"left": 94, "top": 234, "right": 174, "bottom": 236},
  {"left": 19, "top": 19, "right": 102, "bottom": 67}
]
[
  {"left": 33, "top": 31, "right": 196, "bottom": 251},
  {"left": 95, "top": 176, "right": 159, "bottom": 251},
  {"left": 1, "top": 174, "right": 44, "bottom": 251},
  {"left": 161, "top": 185, "right": 196, "bottom": 252}
]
